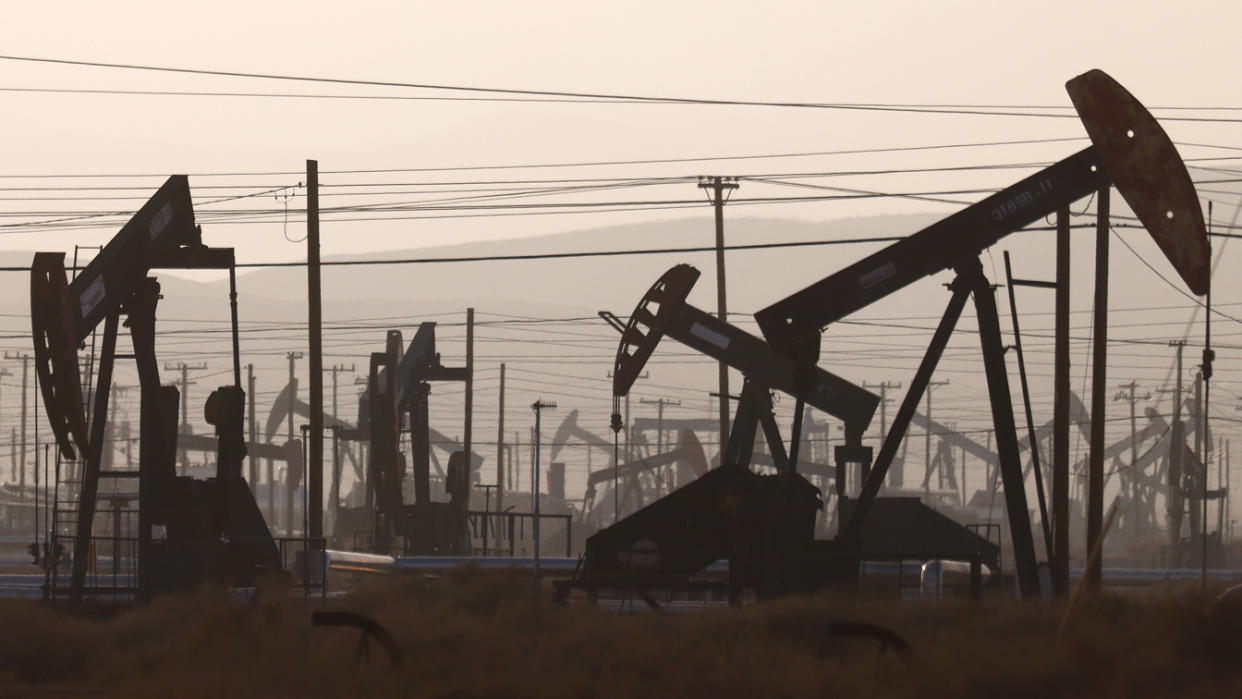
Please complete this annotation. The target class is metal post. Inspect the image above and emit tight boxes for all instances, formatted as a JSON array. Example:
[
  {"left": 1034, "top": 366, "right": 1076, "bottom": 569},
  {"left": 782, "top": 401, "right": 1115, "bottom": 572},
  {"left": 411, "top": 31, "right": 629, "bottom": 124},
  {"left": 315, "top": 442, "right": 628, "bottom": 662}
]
[
  {"left": 248, "top": 364, "right": 257, "bottom": 494},
  {"left": 531, "top": 399, "right": 557, "bottom": 583},
  {"left": 1086, "top": 187, "right": 1109, "bottom": 592},
  {"left": 1203, "top": 206, "right": 1214, "bottom": 588},
  {"left": 966, "top": 263, "right": 1041, "bottom": 599},
  {"left": 301, "top": 424, "right": 310, "bottom": 538},
  {"left": 611, "top": 396, "right": 622, "bottom": 525},
  {"left": 228, "top": 265, "right": 242, "bottom": 389},
  {"left": 1170, "top": 341, "right": 1185, "bottom": 552},
  {"left": 1003, "top": 251, "right": 1053, "bottom": 561},
  {"left": 307, "top": 159, "right": 324, "bottom": 541},
  {"left": 286, "top": 351, "right": 303, "bottom": 536},
  {"left": 1053, "top": 206, "right": 1072, "bottom": 597},
  {"left": 327, "top": 364, "right": 353, "bottom": 532}
]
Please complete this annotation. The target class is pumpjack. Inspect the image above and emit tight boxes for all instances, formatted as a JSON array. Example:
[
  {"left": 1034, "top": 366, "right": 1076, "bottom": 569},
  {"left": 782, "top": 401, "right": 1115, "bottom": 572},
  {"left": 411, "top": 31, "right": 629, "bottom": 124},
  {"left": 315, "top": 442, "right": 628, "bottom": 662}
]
[
  {"left": 580, "top": 428, "right": 708, "bottom": 524},
  {"left": 31, "top": 176, "right": 279, "bottom": 604},
  {"left": 344, "top": 323, "right": 474, "bottom": 555},
  {"left": 579, "top": 70, "right": 1209, "bottom": 601}
]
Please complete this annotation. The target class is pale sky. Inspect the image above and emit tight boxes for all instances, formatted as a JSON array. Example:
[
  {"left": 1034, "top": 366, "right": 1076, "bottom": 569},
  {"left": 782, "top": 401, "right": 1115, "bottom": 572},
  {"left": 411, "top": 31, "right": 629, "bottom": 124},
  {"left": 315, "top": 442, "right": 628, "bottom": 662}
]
[
  {"left": 2, "top": 1, "right": 1239, "bottom": 536},
  {"left": 2, "top": 1, "right": 1240, "bottom": 258}
]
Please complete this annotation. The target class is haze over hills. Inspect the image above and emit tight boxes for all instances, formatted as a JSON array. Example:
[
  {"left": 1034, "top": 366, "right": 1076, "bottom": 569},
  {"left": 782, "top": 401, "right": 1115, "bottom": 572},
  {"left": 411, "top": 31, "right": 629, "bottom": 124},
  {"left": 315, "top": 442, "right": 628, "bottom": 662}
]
[{"left": 0, "top": 211, "right": 1230, "bottom": 519}]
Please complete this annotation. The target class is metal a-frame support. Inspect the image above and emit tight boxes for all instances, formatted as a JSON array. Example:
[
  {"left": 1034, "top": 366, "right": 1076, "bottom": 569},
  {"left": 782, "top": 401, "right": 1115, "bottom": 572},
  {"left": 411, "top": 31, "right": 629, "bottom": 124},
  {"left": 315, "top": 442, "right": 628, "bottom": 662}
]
[
  {"left": 721, "top": 379, "right": 789, "bottom": 473},
  {"left": 68, "top": 311, "right": 119, "bottom": 606},
  {"left": 840, "top": 259, "right": 1040, "bottom": 598}
]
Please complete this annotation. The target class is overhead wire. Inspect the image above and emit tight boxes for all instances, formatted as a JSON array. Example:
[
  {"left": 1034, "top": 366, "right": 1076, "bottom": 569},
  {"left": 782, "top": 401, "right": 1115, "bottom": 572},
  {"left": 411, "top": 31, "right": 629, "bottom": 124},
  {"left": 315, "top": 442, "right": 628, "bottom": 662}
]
[{"left": 7, "top": 54, "right": 1242, "bottom": 123}]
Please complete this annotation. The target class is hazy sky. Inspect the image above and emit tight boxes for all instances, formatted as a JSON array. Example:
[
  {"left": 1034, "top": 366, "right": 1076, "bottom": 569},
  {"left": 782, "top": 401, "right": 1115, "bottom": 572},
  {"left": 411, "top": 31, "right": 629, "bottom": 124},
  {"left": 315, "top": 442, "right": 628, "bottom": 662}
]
[
  {"left": 2, "top": 1, "right": 1240, "bottom": 259},
  {"left": 2, "top": 2, "right": 1239, "bottom": 524}
]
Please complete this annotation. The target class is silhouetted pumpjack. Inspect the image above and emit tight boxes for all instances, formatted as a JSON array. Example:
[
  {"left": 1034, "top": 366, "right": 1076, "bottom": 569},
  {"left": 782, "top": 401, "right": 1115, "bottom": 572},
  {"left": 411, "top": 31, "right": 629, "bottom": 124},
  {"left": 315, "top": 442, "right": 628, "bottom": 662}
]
[
  {"left": 579, "top": 70, "right": 1209, "bottom": 601},
  {"left": 31, "top": 176, "right": 279, "bottom": 604}
]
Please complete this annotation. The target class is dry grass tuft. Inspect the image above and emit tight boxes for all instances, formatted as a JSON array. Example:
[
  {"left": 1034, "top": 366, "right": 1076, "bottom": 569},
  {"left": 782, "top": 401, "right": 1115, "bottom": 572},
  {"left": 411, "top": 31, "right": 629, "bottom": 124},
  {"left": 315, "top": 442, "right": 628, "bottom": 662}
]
[{"left": 1, "top": 571, "right": 1240, "bottom": 698}]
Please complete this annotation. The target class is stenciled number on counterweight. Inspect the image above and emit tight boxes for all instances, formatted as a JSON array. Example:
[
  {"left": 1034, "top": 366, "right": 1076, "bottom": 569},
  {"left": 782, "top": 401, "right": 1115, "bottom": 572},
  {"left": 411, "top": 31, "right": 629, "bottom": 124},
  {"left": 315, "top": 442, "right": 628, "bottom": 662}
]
[{"left": 991, "top": 177, "right": 1054, "bottom": 221}]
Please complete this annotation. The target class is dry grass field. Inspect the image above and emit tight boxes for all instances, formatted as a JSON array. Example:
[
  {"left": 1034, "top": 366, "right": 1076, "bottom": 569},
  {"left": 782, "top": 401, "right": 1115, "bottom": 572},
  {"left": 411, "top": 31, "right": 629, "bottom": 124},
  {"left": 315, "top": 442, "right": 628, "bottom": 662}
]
[{"left": 1, "top": 569, "right": 1240, "bottom": 698}]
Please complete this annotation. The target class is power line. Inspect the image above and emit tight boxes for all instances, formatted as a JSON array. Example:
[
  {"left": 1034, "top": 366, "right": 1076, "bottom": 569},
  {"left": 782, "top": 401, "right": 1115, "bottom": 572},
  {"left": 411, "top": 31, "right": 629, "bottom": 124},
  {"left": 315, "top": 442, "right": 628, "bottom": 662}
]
[
  {"left": 0, "top": 137, "right": 1088, "bottom": 180},
  {"left": 11, "top": 86, "right": 1242, "bottom": 113},
  {"left": 6, "top": 54, "right": 1242, "bottom": 123}
]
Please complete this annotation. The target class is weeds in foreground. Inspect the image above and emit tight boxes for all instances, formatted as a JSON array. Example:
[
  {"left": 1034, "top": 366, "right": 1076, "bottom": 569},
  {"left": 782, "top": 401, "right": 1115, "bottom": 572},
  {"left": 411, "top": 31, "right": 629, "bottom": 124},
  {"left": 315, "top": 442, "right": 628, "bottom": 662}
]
[{"left": 1, "top": 570, "right": 1239, "bottom": 698}]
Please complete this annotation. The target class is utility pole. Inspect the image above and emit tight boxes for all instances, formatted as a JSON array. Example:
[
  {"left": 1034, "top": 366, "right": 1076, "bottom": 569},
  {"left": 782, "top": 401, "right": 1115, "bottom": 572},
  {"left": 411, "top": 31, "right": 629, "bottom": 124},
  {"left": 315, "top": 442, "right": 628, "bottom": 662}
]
[
  {"left": 307, "top": 159, "right": 324, "bottom": 541},
  {"left": 699, "top": 176, "right": 738, "bottom": 453},
  {"left": 639, "top": 397, "right": 681, "bottom": 454},
  {"left": 864, "top": 381, "right": 901, "bottom": 486},
  {"left": 248, "top": 364, "right": 257, "bottom": 494},
  {"left": 5, "top": 353, "right": 30, "bottom": 492},
  {"left": 924, "top": 379, "right": 950, "bottom": 497},
  {"left": 1085, "top": 186, "right": 1110, "bottom": 594},
  {"left": 286, "top": 351, "right": 304, "bottom": 536},
  {"left": 464, "top": 307, "right": 474, "bottom": 507},
  {"left": 497, "top": 363, "right": 506, "bottom": 520},
  {"left": 1114, "top": 381, "right": 1150, "bottom": 541},
  {"left": 0, "top": 366, "right": 9, "bottom": 480},
  {"left": 164, "top": 361, "right": 208, "bottom": 473},
  {"left": 531, "top": 399, "right": 557, "bottom": 582},
  {"left": 641, "top": 397, "right": 681, "bottom": 493}
]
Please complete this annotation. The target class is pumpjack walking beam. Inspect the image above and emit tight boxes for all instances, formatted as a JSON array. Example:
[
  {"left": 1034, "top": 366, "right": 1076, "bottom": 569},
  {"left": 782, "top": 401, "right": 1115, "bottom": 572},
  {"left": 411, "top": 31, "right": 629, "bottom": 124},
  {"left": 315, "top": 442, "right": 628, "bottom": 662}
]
[
  {"left": 754, "top": 70, "right": 1209, "bottom": 598},
  {"left": 610, "top": 264, "right": 879, "bottom": 471}
]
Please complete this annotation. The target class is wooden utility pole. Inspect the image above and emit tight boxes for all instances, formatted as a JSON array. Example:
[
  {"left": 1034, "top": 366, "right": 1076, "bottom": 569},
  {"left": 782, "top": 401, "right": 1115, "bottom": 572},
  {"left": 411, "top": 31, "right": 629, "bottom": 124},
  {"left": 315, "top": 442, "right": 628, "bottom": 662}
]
[
  {"left": 640, "top": 397, "right": 681, "bottom": 493},
  {"left": 307, "top": 159, "right": 324, "bottom": 541},
  {"left": 513, "top": 430, "right": 521, "bottom": 494},
  {"left": 1052, "top": 206, "right": 1072, "bottom": 597},
  {"left": 5, "top": 353, "right": 30, "bottom": 492},
  {"left": 164, "top": 361, "right": 208, "bottom": 473},
  {"left": 0, "top": 367, "right": 9, "bottom": 480},
  {"left": 699, "top": 176, "right": 738, "bottom": 453},
  {"left": 497, "top": 363, "right": 506, "bottom": 517},
  {"left": 464, "top": 308, "right": 474, "bottom": 505},
  {"left": 1115, "top": 380, "right": 1150, "bottom": 540},
  {"left": 1086, "top": 186, "right": 1110, "bottom": 593},
  {"left": 864, "top": 381, "right": 901, "bottom": 486}
]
